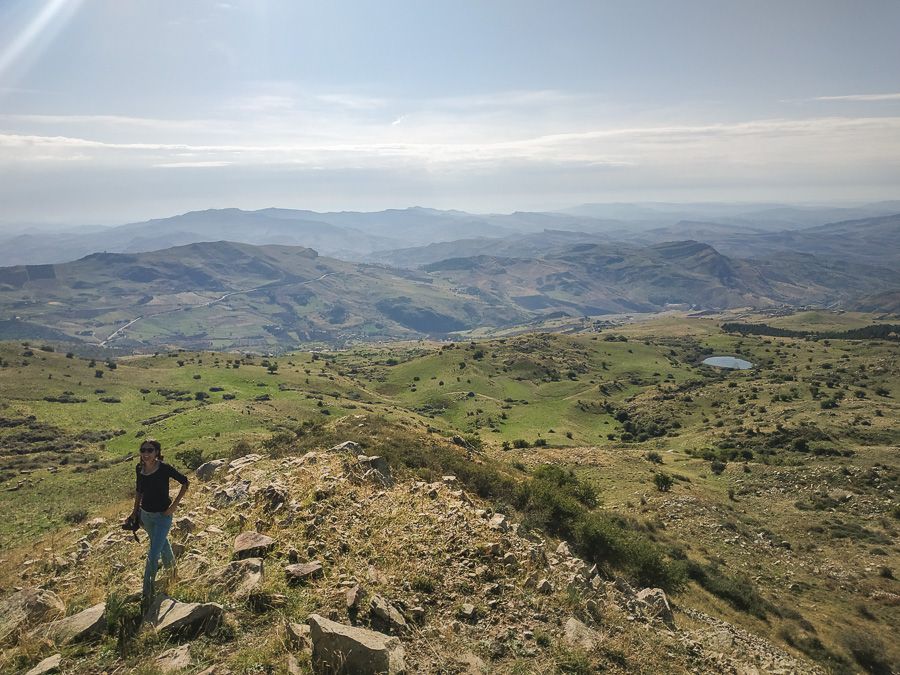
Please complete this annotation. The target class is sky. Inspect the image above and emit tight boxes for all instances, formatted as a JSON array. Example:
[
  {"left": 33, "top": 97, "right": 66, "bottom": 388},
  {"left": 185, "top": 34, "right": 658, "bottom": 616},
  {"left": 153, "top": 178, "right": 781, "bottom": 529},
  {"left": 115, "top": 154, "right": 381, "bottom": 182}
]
[{"left": 1, "top": 0, "right": 899, "bottom": 225}]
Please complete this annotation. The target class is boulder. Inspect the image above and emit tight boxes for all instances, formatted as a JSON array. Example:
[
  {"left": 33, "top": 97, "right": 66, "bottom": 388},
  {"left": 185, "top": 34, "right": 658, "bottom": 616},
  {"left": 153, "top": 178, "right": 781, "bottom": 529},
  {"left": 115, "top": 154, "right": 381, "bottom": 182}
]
[
  {"left": 556, "top": 541, "right": 572, "bottom": 557},
  {"left": 146, "top": 596, "right": 223, "bottom": 637},
  {"left": 308, "top": 614, "right": 405, "bottom": 674},
  {"left": 564, "top": 617, "right": 599, "bottom": 651},
  {"left": 195, "top": 459, "right": 225, "bottom": 481},
  {"left": 285, "top": 561, "right": 324, "bottom": 585},
  {"left": 458, "top": 603, "right": 477, "bottom": 622},
  {"left": 330, "top": 441, "right": 360, "bottom": 454},
  {"left": 174, "top": 516, "right": 196, "bottom": 533},
  {"left": 357, "top": 455, "right": 394, "bottom": 485},
  {"left": 155, "top": 644, "right": 192, "bottom": 673},
  {"left": 286, "top": 621, "right": 312, "bottom": 649},
  {"left": 216, "top": 557, "right": 264, "bottom": 596},
  {"left": 0, "top": 587, "right": 65, "bottom": 643},
  {"left": 488, "top": 514, "right": 508, "bottom": 532},
  {"left": 25, "top": 653, "right": 61, "bottom": 675},
  {"left": 636, "top": 588, "right": 675, "bottom": 628},
  {"left": 228, "top": 454, "right": 262, "bottom": 472},
  {"left": 233, "top": 531, "right": 275, "bottom": 558},
  {"left": 214, "top": 480, "right": 250, "bottom": 505},
  {"left": 536, "top": 578, "right": 553, "bottom": 594},
  {"left": 369, "top": 595, "right": 407, "bottom": 634},
  {"left": 45, "top": 603, "right": 106, "bottom": 644}
]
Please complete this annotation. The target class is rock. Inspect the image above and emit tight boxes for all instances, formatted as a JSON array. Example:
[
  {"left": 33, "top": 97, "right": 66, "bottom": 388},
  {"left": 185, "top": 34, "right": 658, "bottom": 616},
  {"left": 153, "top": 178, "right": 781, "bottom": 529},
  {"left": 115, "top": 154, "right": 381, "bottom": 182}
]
[
  {"left": 501, "top": 552, "right": 518, "bottom": 568},
  {"left": 410, "top": 606, "right": 425, "bottom": 623},
  {"left": 285, "top": 561, "right": 324, "bottom": 585},
  {"left": 216, "top": 557, "right": 264, "bottom": 596},
  {"left": 357, "top": 455, "right": 394, "bottom": 485},
  {"left": 536, "top": 578, "right": 553, "bottom": 594},
  {"left": 195, "top": 459, "right": 225, "bottom": 481},
  {"left": 456, "top": 651, "right": 487, "bottom": 674},
  {"left": 0, "top": 587, "right": 65, "bottom": 642},
  {"left": 330, "top": 441, "right": 360, "bottom": 454},
  {"left": 479, "top": 542, "right": 501, "bottom": 557},
  {"left": 488, "top": 514, "right": 508, "bottom": 531},
  {"left": 564, "top": 617, "right": 599, "bottom": 650},
  {"left": 369, "top": 595, "right": 407, "bottom": 634},
  {"left": 458, "top": 603, "right": 477, "bottom": 622},
  {"left": 214, "top": 480, "right": 250, "bottom": 505},
  {"left": 155, "top": 644, "right": 191, "bottom": 673},
  {"left": 174, "top": 516, "right": 196, "bottom": 533},
  {"left": 636, "top": 588, "right": 675, "bottom": 628},
  {"left": 286, "top": 621, "right": 312, "bottom": 649},
  {"left": 25, "top": 654, "right": 61, "bottom": 675},
  {"left": 257, "top": 484, "right": 289, "bottom": 512},
  {"left": 614, "top": 577, "right": 636, "bottom": 599},
  {"left": 556, "top": 541, "right": 572, "bottom": 557},
  {"left": 308, "top": 613, "right": 405, "bottom": 674},
  {"left": 145, "top": 595, "right": 223, "bottom": 637},
  {"left": 442, "top": 475, "right": 458, "bottom": 484},
  {"left": 346, "top": 584, "right": 364, "bottom": 620},
  {"left": 228, "top": 453, "right": 262, "bottom": 472},
  {"left": 45, "top": 602, "right": 106, "bottom": 644},
  {"left": 233, "top": 531, "right": 275, "bottom": 558},
  {"left": 286, "top": 653, "right": 303, "bottom": 675}
]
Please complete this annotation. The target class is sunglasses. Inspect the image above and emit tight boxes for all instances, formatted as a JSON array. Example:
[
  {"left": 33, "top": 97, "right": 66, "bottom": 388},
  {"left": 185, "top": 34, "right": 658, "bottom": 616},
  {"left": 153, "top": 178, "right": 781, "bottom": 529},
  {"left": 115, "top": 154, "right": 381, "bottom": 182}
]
[{"left": 139, "top": 447, "right": 156, "bottom": 454}]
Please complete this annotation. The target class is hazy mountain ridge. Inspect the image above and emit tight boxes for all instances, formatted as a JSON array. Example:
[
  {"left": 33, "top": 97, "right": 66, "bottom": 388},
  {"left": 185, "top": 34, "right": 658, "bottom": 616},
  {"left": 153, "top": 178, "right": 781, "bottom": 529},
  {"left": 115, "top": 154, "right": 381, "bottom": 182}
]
[{"left": 4, "top": 202, "right": 899, "bottom": 269}]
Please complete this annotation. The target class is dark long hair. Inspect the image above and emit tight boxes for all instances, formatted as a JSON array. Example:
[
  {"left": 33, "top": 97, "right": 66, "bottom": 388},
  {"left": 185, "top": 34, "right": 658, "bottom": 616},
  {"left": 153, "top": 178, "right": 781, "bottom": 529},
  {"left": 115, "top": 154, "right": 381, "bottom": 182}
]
[{"left": 139, "top": 438, "right": 163, "bottom": 462}]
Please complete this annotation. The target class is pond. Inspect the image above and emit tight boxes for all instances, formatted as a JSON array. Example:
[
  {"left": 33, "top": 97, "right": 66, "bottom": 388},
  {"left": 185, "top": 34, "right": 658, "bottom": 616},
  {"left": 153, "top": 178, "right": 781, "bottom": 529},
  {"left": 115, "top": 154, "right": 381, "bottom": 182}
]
[{"left": 702, "top": 356, "right": 754, "bottom": 370}]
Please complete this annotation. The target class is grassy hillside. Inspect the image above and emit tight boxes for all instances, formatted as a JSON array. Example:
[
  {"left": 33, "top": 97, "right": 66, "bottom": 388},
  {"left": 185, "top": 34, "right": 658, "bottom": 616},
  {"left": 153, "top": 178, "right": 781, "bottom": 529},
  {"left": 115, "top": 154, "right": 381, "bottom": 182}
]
[{"left": 1, "top": 310, "right": 898, "bottom": 672}]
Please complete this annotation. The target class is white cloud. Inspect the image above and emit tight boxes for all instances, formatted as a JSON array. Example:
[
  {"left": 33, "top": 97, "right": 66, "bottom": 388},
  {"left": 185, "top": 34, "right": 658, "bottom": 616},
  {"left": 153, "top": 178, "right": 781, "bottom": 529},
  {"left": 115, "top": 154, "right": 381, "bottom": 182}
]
[{"left": 814, "top": 93, "right": 900, "bottom": 102}]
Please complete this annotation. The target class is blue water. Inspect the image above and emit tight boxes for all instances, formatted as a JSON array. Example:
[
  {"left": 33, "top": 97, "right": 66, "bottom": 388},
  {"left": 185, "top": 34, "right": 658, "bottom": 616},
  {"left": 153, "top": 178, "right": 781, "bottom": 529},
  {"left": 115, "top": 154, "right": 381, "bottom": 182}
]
[{"left": 702, "top": 356, "right": 754, "bottom": 370}]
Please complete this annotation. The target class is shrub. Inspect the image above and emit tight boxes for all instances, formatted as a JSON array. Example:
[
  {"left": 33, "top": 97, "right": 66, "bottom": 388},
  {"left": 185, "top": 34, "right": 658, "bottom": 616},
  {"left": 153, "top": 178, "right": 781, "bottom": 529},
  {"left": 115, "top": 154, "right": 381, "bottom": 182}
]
[
  {"left": 645, "top": 451, "right": 663, "bottom": 464},
  {"left": 175, "top": 447, "right": 206, "bottom": 471},
  {"left": 653, "top": 473, "right": 674, "bottom": 492},
  {"left": 842, "top": 631, "right": 892, "bottom": 674},
  {"left": 64, "top": 509, "right": 88, "bottom": 524},
  {"left": 710, "top": 459, "right": 727, "bottom": 475},
  {"left": 410, "top": 575, "right": 437, "bottom": 594},
  {"left": 230, "top": 440, "right": 252, "bottom": 459},
  {"left": 687, "top": 562, "right": 771, "bottom": 618},
  {"left": 515, "top": 465, "right": 596, "bottom": 538},
  {"left": 576, "top": 512, "right": 685, "bottom": 590},
  {"left": 512, "top": 439, "right": 530, "bottom": 449}
]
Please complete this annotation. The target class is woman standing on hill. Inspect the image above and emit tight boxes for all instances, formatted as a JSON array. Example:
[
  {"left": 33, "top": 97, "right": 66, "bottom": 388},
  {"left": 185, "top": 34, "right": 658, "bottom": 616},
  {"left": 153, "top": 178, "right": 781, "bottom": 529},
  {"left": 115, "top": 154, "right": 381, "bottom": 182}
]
[{"left": 130, "top": 439, "right": 189, "bottom": 608}]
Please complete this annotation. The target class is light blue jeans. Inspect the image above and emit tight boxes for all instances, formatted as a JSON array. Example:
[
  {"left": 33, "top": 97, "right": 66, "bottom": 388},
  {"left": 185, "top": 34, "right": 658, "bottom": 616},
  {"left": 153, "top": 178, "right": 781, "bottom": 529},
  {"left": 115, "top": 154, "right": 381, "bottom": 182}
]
[{"left": 140, "top": 509, "right": 174, "bottom": 599}]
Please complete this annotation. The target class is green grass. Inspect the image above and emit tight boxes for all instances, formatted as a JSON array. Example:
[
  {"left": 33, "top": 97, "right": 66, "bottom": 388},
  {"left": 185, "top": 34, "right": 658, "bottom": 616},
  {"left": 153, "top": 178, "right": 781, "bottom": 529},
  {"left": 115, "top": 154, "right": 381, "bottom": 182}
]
[{"left": 2, "top": 309, "right": 899, "bottom": 671}]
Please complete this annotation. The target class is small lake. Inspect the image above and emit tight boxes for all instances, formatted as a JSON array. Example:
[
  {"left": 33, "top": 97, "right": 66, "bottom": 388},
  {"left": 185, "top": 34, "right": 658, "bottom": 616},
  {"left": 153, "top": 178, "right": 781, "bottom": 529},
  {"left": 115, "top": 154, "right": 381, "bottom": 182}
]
[{"left": 702, "top": 356, "right": 754, "bottom": 370}]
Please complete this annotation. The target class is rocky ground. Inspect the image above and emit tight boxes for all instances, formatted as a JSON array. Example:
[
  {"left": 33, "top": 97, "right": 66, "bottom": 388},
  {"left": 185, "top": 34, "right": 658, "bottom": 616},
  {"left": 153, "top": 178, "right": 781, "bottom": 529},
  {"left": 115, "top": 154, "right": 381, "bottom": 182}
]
[{"left": 1, "top": 422, "right": 822, "bottom": 673}]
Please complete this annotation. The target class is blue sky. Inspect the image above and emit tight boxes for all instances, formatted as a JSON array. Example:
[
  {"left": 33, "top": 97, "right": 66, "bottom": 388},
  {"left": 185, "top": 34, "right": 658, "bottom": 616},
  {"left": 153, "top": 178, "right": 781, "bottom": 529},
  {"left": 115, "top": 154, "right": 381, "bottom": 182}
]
[{"left": 1, "top": 0, "right": 899, "bottom": 224}]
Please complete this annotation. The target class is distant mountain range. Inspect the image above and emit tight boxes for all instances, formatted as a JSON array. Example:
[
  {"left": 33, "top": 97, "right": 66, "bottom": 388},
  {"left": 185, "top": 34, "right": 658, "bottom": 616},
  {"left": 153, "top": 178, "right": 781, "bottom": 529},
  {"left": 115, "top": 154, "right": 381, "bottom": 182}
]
[
  {"left": 3, "top": 201, "right": 900, "bottom": 267},
  {"left": 0, "top": 208, "right": 897, "bottom": 349}
]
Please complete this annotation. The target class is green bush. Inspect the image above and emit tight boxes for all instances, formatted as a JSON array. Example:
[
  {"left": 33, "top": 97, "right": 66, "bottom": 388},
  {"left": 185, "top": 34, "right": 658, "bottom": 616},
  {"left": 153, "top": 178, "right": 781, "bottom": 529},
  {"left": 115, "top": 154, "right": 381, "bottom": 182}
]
[
  {"left": 654, "top": 473, "right": 674, "bottom": 491},
  {"left": 576, "top": 513, "right": 686, "bottom": 590},
  {"left": 174, "top": 447, "right": 206, "bottom": 471},
  {"left": 687, "top": 562, "right": 771, "bottom": 618},
  {"left": 515, "top": 465, "right": 596, "bottom": 538}
]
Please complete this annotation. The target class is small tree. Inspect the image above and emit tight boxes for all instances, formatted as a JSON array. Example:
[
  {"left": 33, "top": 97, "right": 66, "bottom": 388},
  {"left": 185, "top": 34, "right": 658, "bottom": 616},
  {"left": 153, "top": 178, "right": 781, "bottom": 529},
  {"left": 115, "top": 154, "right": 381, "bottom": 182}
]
[{"left": 654, "top": 473, "right": 674, "bottom": 492}]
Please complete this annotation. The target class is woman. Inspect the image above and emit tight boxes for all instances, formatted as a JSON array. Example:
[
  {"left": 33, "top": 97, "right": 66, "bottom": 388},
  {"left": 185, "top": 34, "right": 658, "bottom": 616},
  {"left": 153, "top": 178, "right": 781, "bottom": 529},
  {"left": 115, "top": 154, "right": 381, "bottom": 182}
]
[{"left": 131, "top": 439, "right": 189, "bottom": 607}]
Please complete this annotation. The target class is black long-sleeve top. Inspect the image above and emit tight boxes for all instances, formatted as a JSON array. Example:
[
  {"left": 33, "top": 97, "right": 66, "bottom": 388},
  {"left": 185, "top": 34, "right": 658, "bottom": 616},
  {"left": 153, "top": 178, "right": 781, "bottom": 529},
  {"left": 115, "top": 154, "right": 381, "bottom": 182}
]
[{"left": 135, "top": 461, "right": 189, "bottom": 513}]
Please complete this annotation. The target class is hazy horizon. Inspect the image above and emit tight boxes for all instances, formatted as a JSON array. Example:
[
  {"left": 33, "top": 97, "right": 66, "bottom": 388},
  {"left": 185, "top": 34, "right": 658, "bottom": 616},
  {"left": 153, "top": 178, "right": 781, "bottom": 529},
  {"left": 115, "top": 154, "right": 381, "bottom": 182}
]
[{"left": 2, "top": 1, "right": 900, "bottom": 225}]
